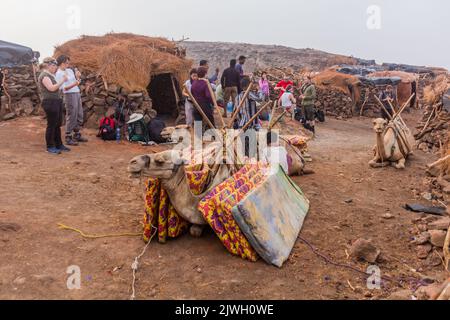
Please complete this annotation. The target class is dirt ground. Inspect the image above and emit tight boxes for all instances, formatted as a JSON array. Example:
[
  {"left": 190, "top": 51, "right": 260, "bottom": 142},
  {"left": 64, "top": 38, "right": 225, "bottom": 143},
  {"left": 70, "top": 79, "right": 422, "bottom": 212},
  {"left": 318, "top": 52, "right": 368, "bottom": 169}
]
[{"left": 0, "top": 110, "right": 447, "bottom": 300}]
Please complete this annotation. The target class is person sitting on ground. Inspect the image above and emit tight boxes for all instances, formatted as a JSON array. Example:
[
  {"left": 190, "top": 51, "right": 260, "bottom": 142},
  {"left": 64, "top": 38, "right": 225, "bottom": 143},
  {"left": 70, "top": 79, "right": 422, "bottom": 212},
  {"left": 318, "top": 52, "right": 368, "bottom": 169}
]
[
  {"left": 234, "top": 79, "right": 263, "bottom": 130},
  {"left": 55, "top": 55, "right": 88, "bottom": 146},
  {"left": 38, "top": 57, "right": 69, "bottom": 154},
  {"left": 379, "top": 85, "right": 397, "bottom": 120},
  {"left": 300, "top": 77, "right": 317, "bottom": 135},
  {"left": 182, "top": 68, "right": 198, "bottom": 127},
  {"left": 221, "top": 59, "right": 241, "bottom": 117},
  {"left": 191, "top": 66, "right": 215, "bottom": 130},
  {"left": 274, "top": 76, "right": 294, "bottom": 99},
  {"left": 278, "top": 85, "right": 297, "bottom": 123}
]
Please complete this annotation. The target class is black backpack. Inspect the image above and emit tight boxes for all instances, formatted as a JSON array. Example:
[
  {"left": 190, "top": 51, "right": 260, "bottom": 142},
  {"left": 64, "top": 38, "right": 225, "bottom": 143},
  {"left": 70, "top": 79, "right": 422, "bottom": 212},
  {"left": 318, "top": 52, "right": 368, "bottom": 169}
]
[
  {"left": 147, "top": 118, "right": 167, "bottom": 144},
  {"left": 315, "top": 110, "right": 326, "bottom": 123},
  {"left": 98, "top": 117, "right": 116, "bottom": 141}
]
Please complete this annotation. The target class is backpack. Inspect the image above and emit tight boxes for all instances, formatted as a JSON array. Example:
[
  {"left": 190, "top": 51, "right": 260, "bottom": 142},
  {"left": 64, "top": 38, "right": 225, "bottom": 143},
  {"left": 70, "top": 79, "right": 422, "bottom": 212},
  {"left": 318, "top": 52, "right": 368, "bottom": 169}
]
[
  {"left": 98, "top": 116, "right": 116, "bottom": 141},
  {"left": 315, "top": 110, "right": 326, "bottom": 123},
  {"left": 127, "top": 119, "right": 149, "bottom": 143},
  {"left": 147, "top": 118, "right": 167, "bottom": 144}
]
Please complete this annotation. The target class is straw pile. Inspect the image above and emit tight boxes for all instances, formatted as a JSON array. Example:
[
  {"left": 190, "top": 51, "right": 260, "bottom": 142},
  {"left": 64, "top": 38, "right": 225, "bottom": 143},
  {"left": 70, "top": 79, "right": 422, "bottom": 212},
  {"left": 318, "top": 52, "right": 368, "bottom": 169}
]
[
  {"left": 53, "top": 33, "right": 192, "bottom": 128},
  {"left": 416, "top": 75, "right": 450, "bottom": 153},
  {"left": 0, "top": 64, "right": 40, "bottom": 121}
]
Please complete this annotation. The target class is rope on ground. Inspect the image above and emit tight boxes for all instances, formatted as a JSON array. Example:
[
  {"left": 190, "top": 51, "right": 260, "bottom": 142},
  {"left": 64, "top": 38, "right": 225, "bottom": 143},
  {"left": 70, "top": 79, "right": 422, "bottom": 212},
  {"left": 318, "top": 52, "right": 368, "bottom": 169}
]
[
  {"left": 130, "top": 224, "right": 157, "bottom": 300},
  {"left": 298, "top": 236, "right": 428, "bottom": 290},
  {"left": 57, "top": 223, "right": 141, "bottom": 239}
]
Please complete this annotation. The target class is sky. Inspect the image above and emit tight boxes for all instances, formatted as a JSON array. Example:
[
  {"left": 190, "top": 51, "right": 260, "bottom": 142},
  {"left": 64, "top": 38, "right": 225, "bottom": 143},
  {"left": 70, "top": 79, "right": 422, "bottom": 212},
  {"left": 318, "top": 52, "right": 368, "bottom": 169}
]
[{"left": 2, "top": 0, "right": 449, "bottom": 69}]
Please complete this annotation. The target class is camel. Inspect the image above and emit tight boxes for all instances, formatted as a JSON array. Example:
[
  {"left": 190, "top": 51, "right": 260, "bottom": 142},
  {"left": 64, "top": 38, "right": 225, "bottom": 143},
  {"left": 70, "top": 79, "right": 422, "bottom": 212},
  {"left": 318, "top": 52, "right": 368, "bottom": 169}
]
[
  {"left": 128, "top": 138, "right": 310, "bottom": 237},
  {"left": 369, "top": 118, "right": 415, "bottom": 169}
]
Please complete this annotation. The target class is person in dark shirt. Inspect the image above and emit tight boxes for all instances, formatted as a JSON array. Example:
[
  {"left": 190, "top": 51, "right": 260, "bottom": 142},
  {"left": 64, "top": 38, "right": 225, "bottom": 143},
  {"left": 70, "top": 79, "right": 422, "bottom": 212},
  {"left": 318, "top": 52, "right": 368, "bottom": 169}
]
[
  {"left": 199, "top": 60, "right": 209, "bottom": 74},
  {"left": 191, "top": 66, "right": 215, "bottom": 130},
  {"left": 379, "top": 85, "right": 397, "bottom": 120},
  {"left": 235, "top": 56, "right": 246, "bottom": 79},
  {"left": 221, "top": 59, "right": 241, "bottom": 117}
]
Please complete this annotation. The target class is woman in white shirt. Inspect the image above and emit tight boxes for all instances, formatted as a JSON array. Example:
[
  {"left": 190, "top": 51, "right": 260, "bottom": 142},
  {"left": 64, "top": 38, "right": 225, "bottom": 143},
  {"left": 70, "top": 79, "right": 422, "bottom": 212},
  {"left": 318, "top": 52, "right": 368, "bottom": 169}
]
[
  {"left": 278, "top": 85, "right": 296, "bottom": 123},
  {"left": 182, "top": 68, "right": 198, "bottom": 127}
]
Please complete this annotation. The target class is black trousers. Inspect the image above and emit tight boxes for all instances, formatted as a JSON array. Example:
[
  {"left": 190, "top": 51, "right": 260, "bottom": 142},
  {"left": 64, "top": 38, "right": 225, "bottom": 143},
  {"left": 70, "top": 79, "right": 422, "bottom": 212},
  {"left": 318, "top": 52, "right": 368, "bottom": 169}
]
[
  {"left": 42, "top": 98, "right": 63, "bottom": 148},
  {"left": 193, "top": 102, "right": 215, "bottom": 131}
]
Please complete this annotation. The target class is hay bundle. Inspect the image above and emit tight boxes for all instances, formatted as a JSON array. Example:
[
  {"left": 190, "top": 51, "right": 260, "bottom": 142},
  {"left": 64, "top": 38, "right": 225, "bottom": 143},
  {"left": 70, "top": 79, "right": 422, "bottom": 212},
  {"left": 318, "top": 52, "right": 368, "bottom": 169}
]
[
  {"left": 54, "top": 33, "right": 192, "bottom": 92},
  {"left": 416, "top": 75, "right": 449, "bottom": 153},
  {"left": 423, "top": 74, "right": 449, "bottom": 106},
  {"left": 53, "top": 33, "right": 193, "bottom": 128}
]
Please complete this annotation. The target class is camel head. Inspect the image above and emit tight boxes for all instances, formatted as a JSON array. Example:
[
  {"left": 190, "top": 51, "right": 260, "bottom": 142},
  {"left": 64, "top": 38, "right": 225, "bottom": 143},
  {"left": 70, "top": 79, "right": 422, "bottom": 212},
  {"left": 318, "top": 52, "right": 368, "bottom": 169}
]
[
  {"left": 128, "top": 149, "right": 188, "bottom": 179},
  {"left": 372, "top": 118, "right": 388, "bottom": 134}
]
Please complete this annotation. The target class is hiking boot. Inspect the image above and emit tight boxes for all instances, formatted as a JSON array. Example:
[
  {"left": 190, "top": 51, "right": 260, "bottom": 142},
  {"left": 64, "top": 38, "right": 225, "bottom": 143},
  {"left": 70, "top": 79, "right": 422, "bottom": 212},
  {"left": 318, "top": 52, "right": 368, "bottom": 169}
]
[
  {"left": 57, "top": 145, "right": 71, "bottom": 153},
  {"left": 65, "top": 136, "right": 79, "bottom": 146},
  {"left": 47, "top": 147, "right": 61, "bottom": 155},
  {"left": 74, "top": 132, "right": 88, "bottom": 143}
]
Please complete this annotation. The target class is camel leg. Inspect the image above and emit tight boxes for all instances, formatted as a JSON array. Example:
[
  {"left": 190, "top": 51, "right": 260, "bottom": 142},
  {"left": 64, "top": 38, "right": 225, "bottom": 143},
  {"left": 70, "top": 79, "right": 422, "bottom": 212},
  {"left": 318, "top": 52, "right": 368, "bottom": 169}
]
[
  {"left": 394, "top": 158, "right": 406, "bottom": 170},
  {"left": 190, "top": 224, "right": 205, "bottom": 238}
]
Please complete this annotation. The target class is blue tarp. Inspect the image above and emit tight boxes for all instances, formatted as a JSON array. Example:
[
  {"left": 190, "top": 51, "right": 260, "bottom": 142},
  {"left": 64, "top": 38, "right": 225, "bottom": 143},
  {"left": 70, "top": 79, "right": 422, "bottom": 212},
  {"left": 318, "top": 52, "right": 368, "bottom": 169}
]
[{"left": 0, "top": 40, "right": 36, "bottom": 68}]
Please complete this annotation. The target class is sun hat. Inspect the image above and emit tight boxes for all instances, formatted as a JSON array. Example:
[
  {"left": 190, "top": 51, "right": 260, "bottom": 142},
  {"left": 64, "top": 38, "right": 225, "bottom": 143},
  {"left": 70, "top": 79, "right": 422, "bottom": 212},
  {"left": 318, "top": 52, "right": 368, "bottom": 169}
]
[{"left": 127, "top": 113, "right": 144, "bottom": 124}]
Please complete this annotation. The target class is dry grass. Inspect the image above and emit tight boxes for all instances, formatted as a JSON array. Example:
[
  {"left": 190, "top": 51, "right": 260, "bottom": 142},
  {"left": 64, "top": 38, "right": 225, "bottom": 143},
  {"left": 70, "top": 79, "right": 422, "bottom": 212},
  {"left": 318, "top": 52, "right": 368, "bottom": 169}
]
[
  {"left": 368, "top": 70, "right": 418, "bottom": 83},
  {"left": 54, "top": 33, "right": 192, "bottom": 92},
  {"left": 423, "top": 74, "right": 449, "bottom": 106},
  {"left": 312, "top": 70, "right": 361, "bottom": 95}
]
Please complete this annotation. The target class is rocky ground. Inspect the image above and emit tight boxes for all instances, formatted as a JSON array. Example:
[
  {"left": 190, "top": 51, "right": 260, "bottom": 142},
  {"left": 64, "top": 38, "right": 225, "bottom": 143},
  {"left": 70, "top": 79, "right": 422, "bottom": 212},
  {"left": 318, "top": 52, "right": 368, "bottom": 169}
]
[
  {"left": 183, "top": 41, "right": 356, "bottom": 74},
  {"left": 0, "top": 110, "right": 448, "bottom": 300}
]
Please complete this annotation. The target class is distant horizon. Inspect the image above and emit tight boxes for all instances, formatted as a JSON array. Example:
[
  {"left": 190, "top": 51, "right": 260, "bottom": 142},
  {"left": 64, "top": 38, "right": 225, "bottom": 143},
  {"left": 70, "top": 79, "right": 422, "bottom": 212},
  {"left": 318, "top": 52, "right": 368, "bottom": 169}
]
[{"left": 2, "top": 0, "right": 449, "bottom": 70}]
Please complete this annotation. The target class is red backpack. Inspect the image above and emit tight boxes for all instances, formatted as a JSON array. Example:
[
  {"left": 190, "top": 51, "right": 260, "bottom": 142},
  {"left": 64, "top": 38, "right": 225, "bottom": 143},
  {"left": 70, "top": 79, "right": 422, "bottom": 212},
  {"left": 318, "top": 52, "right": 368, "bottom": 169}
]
[{"left": 98, "top": 116, "right": 116, "bottom": 141}]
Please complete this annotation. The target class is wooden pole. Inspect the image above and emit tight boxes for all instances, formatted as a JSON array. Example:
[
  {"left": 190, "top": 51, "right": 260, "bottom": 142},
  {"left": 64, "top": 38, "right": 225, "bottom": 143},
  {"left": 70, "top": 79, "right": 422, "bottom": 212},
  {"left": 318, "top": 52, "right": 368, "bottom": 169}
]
[
  {"left": 228, "top": 84, "right": 253, "bottom": 129},
  {"left": 203, "top": 79, "right": 226, "bottom": 129},
  {"left": 359, "top": 92, "right": 369, "bottom": 117},
  {"left": 1, "top": 69, "right": 12, "bottom": 111},
  {"left": 269, "top": 111, "right": 288, "bottom": 130},
  {"left": 374, "top": 95, "right": 394, "bottom": 121},
  {"left": 392, "top": 94, "right": 415, "bottom": 122},
  {"left": 182, "top": 83, "right": 215, "bottom": 130},
  {"left": 239, "top": 101, "right": 271, "bottom": 132},
  {"left": 269, "top": 100, "right": 278, "bottom": 127}
]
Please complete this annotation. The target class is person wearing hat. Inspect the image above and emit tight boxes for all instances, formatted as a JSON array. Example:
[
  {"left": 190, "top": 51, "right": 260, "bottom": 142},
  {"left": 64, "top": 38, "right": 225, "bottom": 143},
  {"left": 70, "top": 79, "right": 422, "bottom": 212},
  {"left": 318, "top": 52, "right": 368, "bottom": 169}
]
[
  {"left": 379, "top": 85, "right": 397, "bottom": 120},
  {"left": 55, "top": 55, "right": 88, "bottom": 146},
  {"left": 38, "top": 58, "right": 69, "bottom": 154}
]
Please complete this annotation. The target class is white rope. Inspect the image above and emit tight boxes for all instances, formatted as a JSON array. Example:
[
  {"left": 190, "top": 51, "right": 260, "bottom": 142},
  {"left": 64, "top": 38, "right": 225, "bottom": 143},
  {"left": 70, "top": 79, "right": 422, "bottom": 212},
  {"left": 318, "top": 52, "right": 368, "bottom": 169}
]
[{"left": 130, "top": 223, "right": 157, "bottom": 300}]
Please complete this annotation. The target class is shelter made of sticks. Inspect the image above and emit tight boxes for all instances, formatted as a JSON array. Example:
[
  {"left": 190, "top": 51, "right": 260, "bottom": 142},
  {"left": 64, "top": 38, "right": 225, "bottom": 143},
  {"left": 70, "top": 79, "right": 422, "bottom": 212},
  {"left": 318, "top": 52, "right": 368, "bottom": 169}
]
[{"left": 54, "top": 33, "right": 193, "bottom": 127}]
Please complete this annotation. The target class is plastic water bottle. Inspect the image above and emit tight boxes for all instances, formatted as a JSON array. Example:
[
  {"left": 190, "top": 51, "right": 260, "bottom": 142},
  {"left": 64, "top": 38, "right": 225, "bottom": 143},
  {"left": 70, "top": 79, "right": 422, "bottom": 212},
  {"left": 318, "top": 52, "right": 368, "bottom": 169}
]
[
  {"left": 227, "top": 102, "right": 233, "bottom": 117},
  {"left": 116, "top": 127, "right": 121, "bottom": 143}
]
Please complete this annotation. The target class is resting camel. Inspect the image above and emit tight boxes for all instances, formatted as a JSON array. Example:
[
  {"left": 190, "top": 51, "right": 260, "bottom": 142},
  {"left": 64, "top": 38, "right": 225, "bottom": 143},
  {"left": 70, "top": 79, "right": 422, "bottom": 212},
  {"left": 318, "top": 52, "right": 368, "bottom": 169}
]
[
  {"left": 369, "top": 118, "right": 415, "bottom": 169},
  {"left": 128, "top": 139, "right": 310, "bottom": 237}
]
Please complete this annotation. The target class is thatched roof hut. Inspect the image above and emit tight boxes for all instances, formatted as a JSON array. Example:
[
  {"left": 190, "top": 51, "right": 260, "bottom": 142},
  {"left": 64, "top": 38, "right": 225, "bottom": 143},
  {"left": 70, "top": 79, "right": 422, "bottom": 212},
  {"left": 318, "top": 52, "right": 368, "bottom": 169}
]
[
  {"left": 313, "top": 70, "right": 361, "bottom": 96},
  {"left": 54, "top": 33, "right": 192, "bottom": 92},
  {"left": 54, "top": 33, "right": 193, "bottom": 127}
]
